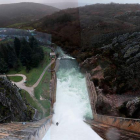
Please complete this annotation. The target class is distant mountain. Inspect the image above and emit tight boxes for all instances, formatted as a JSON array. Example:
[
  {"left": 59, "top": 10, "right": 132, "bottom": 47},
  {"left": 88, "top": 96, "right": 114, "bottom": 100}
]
[
  {"left": 0, "top": 2, "right": 59, "bottom": 27},
  {"left": 45, "top": 2, "right": 91, "bottom": 9}
]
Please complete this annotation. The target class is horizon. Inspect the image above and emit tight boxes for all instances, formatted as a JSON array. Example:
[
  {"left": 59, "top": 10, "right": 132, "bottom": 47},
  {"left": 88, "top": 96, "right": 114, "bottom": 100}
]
[{"left": 0, "top": 0, "right": 140, "bottom": 5}]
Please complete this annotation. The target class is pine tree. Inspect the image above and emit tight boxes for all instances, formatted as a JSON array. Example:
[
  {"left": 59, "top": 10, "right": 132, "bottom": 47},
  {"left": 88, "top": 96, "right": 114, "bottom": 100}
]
[
  {"left": 14, "top": 37, "right": 21, "bottom": 57},
  {"left": 7, "top": 44, "right": 18, "bottom": 68},
  {"left": 0, "top": 58, "right": 9, "bottom": 73},
  {"left": 20, "top": 38, "right": 32, "bottom": 67}
]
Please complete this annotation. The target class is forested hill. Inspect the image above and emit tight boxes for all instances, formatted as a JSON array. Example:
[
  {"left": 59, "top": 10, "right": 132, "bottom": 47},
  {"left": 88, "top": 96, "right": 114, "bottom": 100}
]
[
  {"left": 25, "top": 3, "right": 140, "bottom": 52},
  {"left": 0, "top": 2, "right": 59, "bottom": 27}
]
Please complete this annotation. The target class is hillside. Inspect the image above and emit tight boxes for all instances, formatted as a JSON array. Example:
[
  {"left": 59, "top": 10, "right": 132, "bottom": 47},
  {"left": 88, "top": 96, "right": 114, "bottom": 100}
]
[
  {"left": 0, "top": 77, "right": 34, "bottom": 122},
  {"left": 23, "top": 4, "right": 140, "bottom": 53},
  {"left": 0, "top": 2, "right": 59, "bottom": 27},
  {"left": 45, "top": 2, "right": 90, "bottom": 9}
]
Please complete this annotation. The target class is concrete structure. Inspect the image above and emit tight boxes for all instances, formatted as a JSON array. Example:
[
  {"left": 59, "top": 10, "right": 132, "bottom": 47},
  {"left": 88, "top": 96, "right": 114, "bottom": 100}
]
[
  {"left": 50, "top": 56, "right": 57, "bottom": 114},
  {"left": 0, "top": 116, "right": 52, "bottom": 140},
  {"left": 2, "top": 57, "right": 140, "bottom": 139},
  {"left": 85, "top": 72, "right": 140, "bottom": 139},
  {"left": 50, "top": 52, "right": 56, "bottom": 59}
]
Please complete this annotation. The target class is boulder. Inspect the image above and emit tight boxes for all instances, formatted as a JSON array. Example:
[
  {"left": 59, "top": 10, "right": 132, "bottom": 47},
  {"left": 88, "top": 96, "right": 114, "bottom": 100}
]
[
  {"left": 117, "top": 33, "right": 129, "bottom": 43},
  {"left": 126, "top": 97, "right": 140, "bottom": 116},
  {"left": 124, "top": 45, "right": 140, "bottom": 58}
]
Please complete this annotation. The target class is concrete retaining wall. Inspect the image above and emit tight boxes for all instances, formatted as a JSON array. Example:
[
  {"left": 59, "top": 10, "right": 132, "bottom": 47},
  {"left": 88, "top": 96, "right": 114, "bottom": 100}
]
[{"left": 86, "top": 72, "right": 140, "bottom": 134}]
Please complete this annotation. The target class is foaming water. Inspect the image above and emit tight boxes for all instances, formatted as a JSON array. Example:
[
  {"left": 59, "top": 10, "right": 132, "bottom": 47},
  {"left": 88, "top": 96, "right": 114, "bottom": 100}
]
[{"left": 43, "top": 53, "right": 102, "bottom": 140}]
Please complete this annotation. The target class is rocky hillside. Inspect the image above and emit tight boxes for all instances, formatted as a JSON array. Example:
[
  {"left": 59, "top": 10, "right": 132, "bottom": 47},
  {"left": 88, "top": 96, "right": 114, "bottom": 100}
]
[
  {"left": 23, "top": 3, "right": 140, "bottom": 52},
  {"left": 0, "top": 2, "right": 59, "bottom": 27},
  {"left": 0, "top": 77, "right": 34, "bottom": 123},
  {"left": 82, "top": 32, "right": 140, "bottom": 94},
  {"left": 81, "top": 32, "right": 140, "bottom": 118}
]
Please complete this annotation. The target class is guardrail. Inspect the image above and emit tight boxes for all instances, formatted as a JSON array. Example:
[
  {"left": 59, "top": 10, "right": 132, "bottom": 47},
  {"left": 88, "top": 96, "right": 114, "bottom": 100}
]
[
  {"left": 50, "top": 56, "right": 57, "bottom": 115},
  {"left": 50, "top": 70, "right": 57, "bottom": 114},
  {"left": 85, "top": 72, "right": 140, "bottom": 134}
]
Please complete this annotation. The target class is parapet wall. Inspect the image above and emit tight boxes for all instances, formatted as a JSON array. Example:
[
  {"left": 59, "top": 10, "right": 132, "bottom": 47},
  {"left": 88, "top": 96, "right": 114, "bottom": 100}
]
[
  {"left": 94, "top": 114, "right": 140, "bottom": 133},
  {"left": 0, "top": 116, "right": 52, "bottom": 140},
  {"left": 50, "top": 58, "right": 57, "bottom": 114},
  {"left": 85, "top": 72, "right": 140, "bottom": 134}
]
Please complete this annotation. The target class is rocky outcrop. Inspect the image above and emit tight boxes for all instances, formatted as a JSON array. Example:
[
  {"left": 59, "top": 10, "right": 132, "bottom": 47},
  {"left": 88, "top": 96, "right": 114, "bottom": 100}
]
[
  {"left": 0, "top": 77, "right": 34, "bottom": 123},
  {"left": 79, "top": 32, "right": 140, "bottom": 117},
  {"left": 127, "top": 97, "right": 140, "bottom": 117},
  {"left": 118, "top": 97, "right": 140, "bottom": 118},
  {"left": 81, "top": 32, "right": 140, "bottom": 94}
]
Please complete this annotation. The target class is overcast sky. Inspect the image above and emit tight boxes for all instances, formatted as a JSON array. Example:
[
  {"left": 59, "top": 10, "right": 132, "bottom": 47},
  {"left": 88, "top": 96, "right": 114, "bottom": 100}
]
[{"left": 0, "top": 0, "right": 140, "bottom": 4}]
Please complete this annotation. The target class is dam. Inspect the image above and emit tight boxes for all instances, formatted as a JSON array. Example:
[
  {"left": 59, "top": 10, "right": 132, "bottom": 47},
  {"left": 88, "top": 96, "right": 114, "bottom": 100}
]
[
  {"left": 1, "top": 48, "right": 140, "bottom": 140},
  {"left": 42, "top": 51, "right": 102, "bottom": 140}
]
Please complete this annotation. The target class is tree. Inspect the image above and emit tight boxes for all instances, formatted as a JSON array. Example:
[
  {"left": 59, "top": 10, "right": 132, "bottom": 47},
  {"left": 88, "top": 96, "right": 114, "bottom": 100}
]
[
  {"left": 29, "top": 36, "right": 44, "bottom": 67},
  {"left": 0, "top": 44, "right": 8, "bottom": 63},
  {"left": 20, "top": 38, "right": 32, "bottom": 67},
  {"left": 29, "top": 36, "right": 37, "bottom": 49},
  {"left": 31, "top": 53, "right": 40, "bottom": 67},
  {"left": 7, "top": 44, "right": 18, "bottom": 68},
  {"left": 14, "top": 37, "right": 21, "bottom": 57},
  {"left": 0, "top": 58, "right": 8, "bottom": 73}
]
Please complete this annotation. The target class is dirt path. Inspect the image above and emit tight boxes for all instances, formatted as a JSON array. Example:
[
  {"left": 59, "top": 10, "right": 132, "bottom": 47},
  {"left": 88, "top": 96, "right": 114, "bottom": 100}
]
[
  {"left": 33, "top": 60, "right": 55, "bottom": 88},
  {"left": 7, "top": 74, "right": 34, "bottom": 96},
  {"left": 7, "top": 59, "right": 55, "bottom": 92}
]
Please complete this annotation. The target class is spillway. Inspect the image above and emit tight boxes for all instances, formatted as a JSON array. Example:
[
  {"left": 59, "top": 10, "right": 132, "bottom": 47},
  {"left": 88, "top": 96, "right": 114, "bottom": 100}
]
[{"left": 43, "top": 50, "right": 102, "bottom": 140}]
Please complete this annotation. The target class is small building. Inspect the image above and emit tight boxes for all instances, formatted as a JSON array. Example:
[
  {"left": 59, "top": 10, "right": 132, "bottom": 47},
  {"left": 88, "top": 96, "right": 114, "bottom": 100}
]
[{"left": 50, "top": 52, "right": 56, "bottom": 59}]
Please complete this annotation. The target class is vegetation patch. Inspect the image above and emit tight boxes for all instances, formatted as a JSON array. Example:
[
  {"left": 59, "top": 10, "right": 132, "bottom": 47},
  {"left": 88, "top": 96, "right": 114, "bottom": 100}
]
[
  {"left": 8, "top": 76, "right": 23, "bottom": 82},
  {"left": 34, "top": 69, "right": 51, "bottom": 116},
  {"left": 20, "top": 89, "right": 43, "bottom": 115},
  {"left": 0, "top": 36, "right": 44, "bottom": 74},
  {"left": 8, "top": 45, "right": 51, "bottom": 86}
]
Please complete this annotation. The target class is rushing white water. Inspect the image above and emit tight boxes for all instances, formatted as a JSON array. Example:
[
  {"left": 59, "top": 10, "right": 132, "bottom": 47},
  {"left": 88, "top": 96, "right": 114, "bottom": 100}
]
[{"left": 43, "top": 50, "right": 102, "bottom": 140}]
